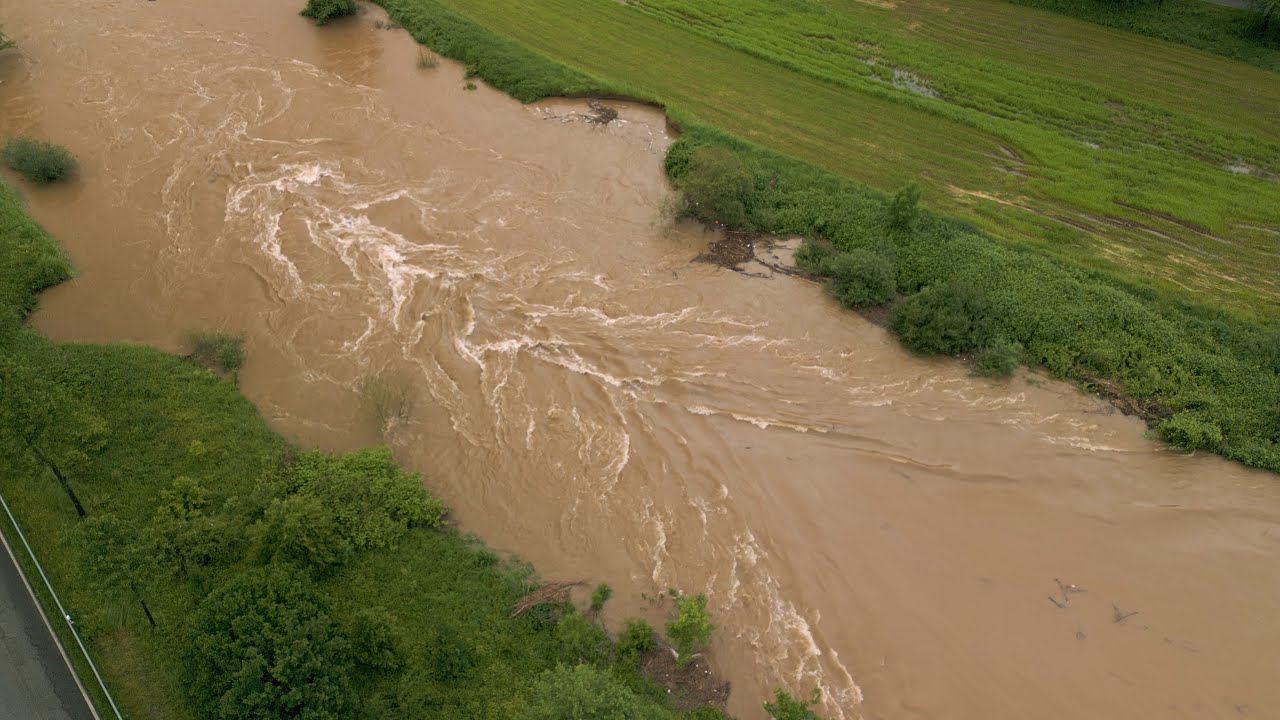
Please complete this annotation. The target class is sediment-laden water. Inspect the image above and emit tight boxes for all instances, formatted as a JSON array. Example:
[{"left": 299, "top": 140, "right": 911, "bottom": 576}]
[{"left": 2, "top": 1, "right": 1278, "bottom": 718}]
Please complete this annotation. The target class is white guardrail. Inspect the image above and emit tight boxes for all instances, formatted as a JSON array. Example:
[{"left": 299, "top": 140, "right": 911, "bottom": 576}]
[{"left": 0, "top": 490, "right": 124, "bottom": 720}]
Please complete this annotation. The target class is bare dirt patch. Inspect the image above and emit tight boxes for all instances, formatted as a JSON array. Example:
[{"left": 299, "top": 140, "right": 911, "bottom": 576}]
[{"left": 641, "top": 646, "right": 731, "bottom": 711}]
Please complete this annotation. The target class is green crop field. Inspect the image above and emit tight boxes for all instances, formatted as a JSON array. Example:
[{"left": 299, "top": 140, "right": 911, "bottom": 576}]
[{"left": 388, "top": 0, "right": 1280, "bottom": 320}]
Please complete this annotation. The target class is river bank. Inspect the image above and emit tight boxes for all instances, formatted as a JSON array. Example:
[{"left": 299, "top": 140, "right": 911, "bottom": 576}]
[{"left": 3, "top": 1, "right": 1280, "bottom": 719}]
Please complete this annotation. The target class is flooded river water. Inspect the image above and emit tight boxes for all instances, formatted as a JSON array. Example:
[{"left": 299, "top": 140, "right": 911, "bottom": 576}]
[{"left": 2, "top": 1, "right": 1278, "bottom": 718}]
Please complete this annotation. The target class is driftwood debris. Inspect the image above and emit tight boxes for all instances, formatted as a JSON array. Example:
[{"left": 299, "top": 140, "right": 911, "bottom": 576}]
[
  {"left": 510, "top": 580, "right": 584, "bottom": 617},
  {"left": 586, "top": 100, "right": 619, "bottom": 125}
]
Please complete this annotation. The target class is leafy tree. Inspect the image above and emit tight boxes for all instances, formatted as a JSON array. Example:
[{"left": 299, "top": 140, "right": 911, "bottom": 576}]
[
  {"left": 183, "top": 566, "right": 353, "bottom": 720},
  {"left": 889, "top": 282, "right": 999, "bottom": 356},
  {"left": 282, "top": 448, "right": 445, "bottom": 551},
  {"left": 349, "top": 607, "right": 405, "bottom": 672},
  {"left": 254, "top": 493, "right": 350, "bottom": 573},
  {"left": 0, "top": 358, "right": 105, "bottom": 517},
  {"left": 824, "top": 250, "right": 896, "bottom": 308},
  {"left": 519, "top": 663, "right": 670, "bottom": 720},
  {"left": 70, "top": 514, "right": 159, "bottom": 626},
  {"left": 665, "top": 593, "right": 714, "bottom": 666},
  {"left": 0, "top": 28, "right": 14, "bottom": 52},
  {"left": 300, "top": 0, "right": 357, "bottom": 26},
  {"left": 677, "top": 146, "right": 754, "bottom": 229},
  {"left": 764, "top": 688, "right": 824, "bottom": 720},
  {"left": 150, "top": 476, "right": 236, "bottom": 575},
  {"left": 885, "top": 183, "right": 921, "bottom": 233},
  {"left": 1251, "top": 0, "right": 1279, "bottom": 36}
]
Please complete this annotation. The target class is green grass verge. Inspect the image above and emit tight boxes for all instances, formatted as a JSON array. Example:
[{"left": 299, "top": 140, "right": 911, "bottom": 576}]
[
  {"left": 1009, "top": 0, "right": 1280, "bottom": 71},
  {"left": 0, "top": 177, "right": 727, "bottom": 718},
  {"left": 371, "top": 0, "right": 1280, "bottom": 472}
]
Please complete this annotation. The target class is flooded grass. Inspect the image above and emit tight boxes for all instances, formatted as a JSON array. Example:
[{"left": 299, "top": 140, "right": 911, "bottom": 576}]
[{"left": 377, "top": 0, "right": 1280, "bottom": 320}]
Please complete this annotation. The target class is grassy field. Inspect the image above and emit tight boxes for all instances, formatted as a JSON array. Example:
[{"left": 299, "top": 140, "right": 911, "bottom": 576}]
[
  {"left": 385, "top": 0, "right": 1280, "bottom": 321},
  {"left": 0, "top": 177, "right": 732, "bottom": 719}
]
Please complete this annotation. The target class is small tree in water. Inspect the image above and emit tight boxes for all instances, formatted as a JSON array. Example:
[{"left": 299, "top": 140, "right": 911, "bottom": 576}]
[
  {"left": 764, "top": 689, "right": 824, "bottom": 720},
  {"left": 300, "top": 0, "right": 357, "bottom": 26},
  {"left": 0, "top": 28, "right": 15, "bottom": 52},
  {"left": 665, "top": 592, "right": 714, "bottom": 666}
]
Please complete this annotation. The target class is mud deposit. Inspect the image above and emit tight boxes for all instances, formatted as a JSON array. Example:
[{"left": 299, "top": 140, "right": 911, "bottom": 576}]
[{"left": 2, "top": 1, "right": 1278, "bottom": 718}]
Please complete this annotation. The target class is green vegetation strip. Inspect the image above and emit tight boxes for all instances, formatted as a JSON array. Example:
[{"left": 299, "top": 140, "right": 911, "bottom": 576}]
[
  {"left": 1009, "top": 0, "right": 1280, "bottom": 71},
  {"left": 372, "top": 0, "right": 1280, "bottom": 472},
  {"left": 0, "top": 176, "right": 739, "bottom": 719}
]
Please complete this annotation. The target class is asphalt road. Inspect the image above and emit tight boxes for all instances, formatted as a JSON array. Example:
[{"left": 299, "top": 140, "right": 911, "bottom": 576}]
[{"left": 0, "top": 530, "right": 96, "bottom": 720}]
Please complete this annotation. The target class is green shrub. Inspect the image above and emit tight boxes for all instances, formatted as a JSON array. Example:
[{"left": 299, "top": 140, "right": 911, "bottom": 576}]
[
  {"left": 519, "top": 663, "right": 670, "bottom": 720},
  {"left": 0, "top": 29, "right": 15, "bottom": 52},
  {"left": 824, "top": 249, "right": 896, "bottom": 308},
  {"left": 1159, "top": 411, "right": 1224, "bottom": 450},
  {"left": 618, "top": 617, "right": 656, "bottom": 661},
  {"left": 2, "top": 137, "right": 77, "bottom": 184},
  {"left": 665, "top": 593, "right": 714, "bottom": 665},
  {"left": 676, "top": 146, "right": 753, "bottom": 229},
  {"left": 555, "top": 611, "right": 611, "bottom": 664},
  {"left": 973, "top": 337, "right": 1022, "bottom": 378},
  {"left": 300, "top": 0, "right": 356, "bottom": 25},
  {"left": 186, "top": 330, "right": 245, "bottom": 376},
  {"left": 590, "top": 582, "right": 612, "bottom": 612},
  {"left": 890, "top": 282, "right": 999, "bottom": 356},
  {"left": 764, "top": 688, "right": 824, "bottom": 720}
]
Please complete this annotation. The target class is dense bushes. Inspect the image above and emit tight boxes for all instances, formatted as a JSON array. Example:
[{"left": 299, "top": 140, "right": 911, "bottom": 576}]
[
  {"left": 300, "top": 0, "right": 357, "bottom": 25},
  {"left": 889, "top": 283, "right": 998, "bottom": 356},
  {"left": 2, "top": 137, "right": 77, "bottom": 184},
  {"left": 184, "top": 566, "right": 354, "bottom": 720},
  {"left": 824, "top": 249, "right": 896, "bottom": 308}
]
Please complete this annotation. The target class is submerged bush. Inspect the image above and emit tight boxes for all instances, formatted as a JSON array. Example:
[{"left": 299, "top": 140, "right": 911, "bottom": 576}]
[
  {"left": 2, "top": 137, "right": 77, "bottom": 184},
  {"left": 300, "top": 0, "right": 356, "bottom": 25},
  {"left": 764, "top": 689, "right": 824, "bottom": 720},
  {"left": 794, "top": 238, "right": 837, "bottom": 275},
  {"left": 890, "top": 282, "right": 998, "bottom": 356},
  {"left": 825, "top": 249, "right": 896, "bottom": 308},
  {"left": 1159, "top": 411, "right": 1224, "bottom": 451},
  {"left": 186, "top": 330, "right": 245, "bottom": 376},
  {"left": 973, "top": 337, "right": 1022, "bottom": 377}
]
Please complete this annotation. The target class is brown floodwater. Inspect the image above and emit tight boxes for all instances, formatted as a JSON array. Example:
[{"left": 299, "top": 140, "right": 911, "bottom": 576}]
[{"left": 3, "top": 1, "right": 1279, "bottom": 718}]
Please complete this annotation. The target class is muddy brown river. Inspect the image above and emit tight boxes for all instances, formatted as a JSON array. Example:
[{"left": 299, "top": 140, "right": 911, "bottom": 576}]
[{"left": 3, "top": 1, "right": 1279, "bottom": 718}]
